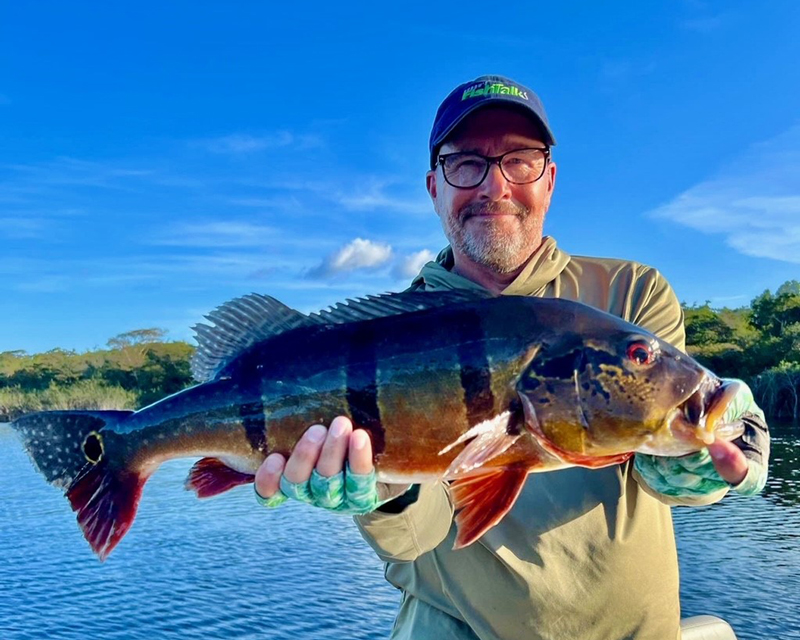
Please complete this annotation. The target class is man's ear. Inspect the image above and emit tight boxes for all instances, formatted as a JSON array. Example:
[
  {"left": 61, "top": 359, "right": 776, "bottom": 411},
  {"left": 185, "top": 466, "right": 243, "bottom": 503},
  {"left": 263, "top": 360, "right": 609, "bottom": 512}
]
[
  {"left": 426, "top": 170, "right": 441, "bottom": 216},
  {"left": 542, "top": 161, "right": 557, "bottom": 211},
  {"left": 426, "top": 169, "right": 438, "bottom": 201}
]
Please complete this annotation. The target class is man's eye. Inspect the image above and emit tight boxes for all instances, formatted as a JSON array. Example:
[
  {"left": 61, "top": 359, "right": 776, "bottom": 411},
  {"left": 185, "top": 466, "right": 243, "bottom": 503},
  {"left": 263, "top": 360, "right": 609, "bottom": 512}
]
[{"left": 452, "top": 158, "right": 484, "bottom": 170}]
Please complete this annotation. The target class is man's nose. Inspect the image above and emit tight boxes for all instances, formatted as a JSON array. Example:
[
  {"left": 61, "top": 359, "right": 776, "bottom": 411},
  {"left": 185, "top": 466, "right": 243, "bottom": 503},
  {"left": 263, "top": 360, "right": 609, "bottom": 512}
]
[{"left": 478, "top": 163, "right": 512, "bottom": 200}]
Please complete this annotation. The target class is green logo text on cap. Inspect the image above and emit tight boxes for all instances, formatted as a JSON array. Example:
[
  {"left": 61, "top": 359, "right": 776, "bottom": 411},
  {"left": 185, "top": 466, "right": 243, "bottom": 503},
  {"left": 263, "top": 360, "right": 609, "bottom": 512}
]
[{"left": 461, "top": 81, "right": 529, "bottom": 101}]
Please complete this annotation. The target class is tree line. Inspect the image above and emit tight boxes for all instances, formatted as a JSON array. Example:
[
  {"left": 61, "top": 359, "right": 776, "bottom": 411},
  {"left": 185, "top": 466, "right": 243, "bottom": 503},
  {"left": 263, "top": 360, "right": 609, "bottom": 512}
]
[
  {"left": 1, "top": 282, "right": 799, "bottom": 421},
  {"left": 684, "top": 280, "right": 800, "bottom": 419},
  {"left": 0, "top": 328, "right": 193, "bottom": 421}
]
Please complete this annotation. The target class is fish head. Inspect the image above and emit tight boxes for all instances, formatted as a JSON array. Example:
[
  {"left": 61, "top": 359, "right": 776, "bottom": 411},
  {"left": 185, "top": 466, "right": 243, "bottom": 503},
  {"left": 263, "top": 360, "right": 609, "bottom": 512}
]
[{"left": 515, "top": 325, "right": 744, "bottom": 459}]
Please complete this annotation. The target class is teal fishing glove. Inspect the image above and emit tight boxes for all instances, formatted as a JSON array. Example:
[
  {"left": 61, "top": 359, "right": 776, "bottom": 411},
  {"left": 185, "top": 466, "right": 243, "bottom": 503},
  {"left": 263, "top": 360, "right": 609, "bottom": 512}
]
[
  {"left": 255, "top": 464, "right": 410, "bottom": 515},
  {"left": 635, "top": 379, "right": 770, "bottom": 498}
]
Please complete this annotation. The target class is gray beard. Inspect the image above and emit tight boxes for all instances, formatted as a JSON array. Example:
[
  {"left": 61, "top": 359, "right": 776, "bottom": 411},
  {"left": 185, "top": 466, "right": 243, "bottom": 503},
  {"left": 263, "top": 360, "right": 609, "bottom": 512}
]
[{"left": 445, "top": 202, "right": 532, "bottom": 274}]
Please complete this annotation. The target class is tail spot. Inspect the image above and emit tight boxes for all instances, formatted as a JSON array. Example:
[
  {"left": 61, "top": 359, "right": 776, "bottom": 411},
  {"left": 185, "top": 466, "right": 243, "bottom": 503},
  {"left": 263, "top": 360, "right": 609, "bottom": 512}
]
[{"left": 83, "top": 431, "right": 104, "bottom": 464}]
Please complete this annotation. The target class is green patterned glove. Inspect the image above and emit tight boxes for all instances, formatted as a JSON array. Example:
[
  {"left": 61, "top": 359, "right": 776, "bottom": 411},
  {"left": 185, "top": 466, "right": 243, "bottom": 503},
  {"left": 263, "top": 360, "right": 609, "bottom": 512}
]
[
  {"left": 635, "top": 379, "right": 770, "bottom": 498},
  {"left": 254, "top": 463, "right": 411, "bottom": 515}
]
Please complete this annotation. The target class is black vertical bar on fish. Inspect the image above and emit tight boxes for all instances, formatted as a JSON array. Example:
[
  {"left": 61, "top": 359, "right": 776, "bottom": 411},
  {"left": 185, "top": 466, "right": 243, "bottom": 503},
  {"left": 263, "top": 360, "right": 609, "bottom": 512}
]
[
  {"left": 240, "top": 401, "right": 268, "bottom": 454},
  {"left": 457, "top": 309, "right": 496, "bottom": 426},
  {"left": 345, "top": 324, "right": 386, "bottom": 455}
]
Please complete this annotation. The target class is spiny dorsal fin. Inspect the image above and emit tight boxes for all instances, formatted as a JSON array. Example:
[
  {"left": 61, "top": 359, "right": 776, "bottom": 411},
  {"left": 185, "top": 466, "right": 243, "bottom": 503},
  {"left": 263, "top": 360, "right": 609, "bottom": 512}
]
[
  {"left": 309, "top": 289, "right": 493, "bottom": 325},
  {"left": 191, "top": 293, "right": 318, "bottom": 382}
]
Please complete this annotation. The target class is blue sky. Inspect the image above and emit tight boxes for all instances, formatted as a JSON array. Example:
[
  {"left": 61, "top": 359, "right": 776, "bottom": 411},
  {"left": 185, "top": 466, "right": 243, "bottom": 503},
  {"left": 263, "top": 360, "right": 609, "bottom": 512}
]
[{"left": 2, "top": 1, "right": 799, "bottom": 354}]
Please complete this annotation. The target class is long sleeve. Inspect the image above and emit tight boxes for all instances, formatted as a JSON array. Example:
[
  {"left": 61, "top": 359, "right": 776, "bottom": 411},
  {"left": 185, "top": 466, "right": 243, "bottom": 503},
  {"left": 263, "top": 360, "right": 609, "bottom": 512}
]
[{"left": 354, "top": 481, "right": 454, "bottom": 562}]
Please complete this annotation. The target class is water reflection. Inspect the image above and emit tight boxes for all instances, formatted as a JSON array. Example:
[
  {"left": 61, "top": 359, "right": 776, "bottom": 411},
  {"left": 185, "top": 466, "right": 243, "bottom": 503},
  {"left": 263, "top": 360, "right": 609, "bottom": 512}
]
[{"left": 761, "top": 423, "right": 800, "bottom": 508}]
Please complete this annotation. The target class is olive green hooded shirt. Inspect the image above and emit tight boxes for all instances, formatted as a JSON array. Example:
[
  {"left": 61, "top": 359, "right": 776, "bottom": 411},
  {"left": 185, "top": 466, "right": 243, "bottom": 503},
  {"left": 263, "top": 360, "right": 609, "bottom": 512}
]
[{"left": 355, "top": 237, "right": 727, "bottom": 640}]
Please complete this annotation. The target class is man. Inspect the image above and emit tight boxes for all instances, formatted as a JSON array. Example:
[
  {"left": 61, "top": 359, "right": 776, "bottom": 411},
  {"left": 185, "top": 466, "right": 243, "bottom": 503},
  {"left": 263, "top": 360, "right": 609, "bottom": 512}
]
[{"left": 254, "top": 75, "right": 770, "bottom": 639}]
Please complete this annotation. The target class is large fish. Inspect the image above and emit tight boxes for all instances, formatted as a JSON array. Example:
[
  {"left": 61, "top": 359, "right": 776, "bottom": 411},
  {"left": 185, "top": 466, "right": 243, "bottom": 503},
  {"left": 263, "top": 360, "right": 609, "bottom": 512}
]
[{"left": 11, "top": 290, "right": 743, "bottom": 560}]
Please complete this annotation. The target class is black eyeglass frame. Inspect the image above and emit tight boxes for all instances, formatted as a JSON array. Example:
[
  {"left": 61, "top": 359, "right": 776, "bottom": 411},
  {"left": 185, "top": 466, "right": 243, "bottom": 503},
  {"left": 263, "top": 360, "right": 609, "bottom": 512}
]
[{"left": 436, "top": 147, "right": 551, "bottom": 189}]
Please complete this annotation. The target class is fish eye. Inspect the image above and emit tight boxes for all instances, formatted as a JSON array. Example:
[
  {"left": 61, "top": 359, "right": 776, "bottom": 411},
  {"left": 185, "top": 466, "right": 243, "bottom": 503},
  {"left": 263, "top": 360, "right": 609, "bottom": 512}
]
[{"left": 626, "top": 341, "right": 655, "bottom": 366}]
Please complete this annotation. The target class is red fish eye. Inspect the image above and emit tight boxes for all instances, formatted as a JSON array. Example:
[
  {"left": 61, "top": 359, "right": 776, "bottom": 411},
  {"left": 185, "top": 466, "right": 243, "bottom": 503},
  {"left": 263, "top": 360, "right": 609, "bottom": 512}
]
[{"left": 627, "top": 342, "right": 654, "bottom": 365}]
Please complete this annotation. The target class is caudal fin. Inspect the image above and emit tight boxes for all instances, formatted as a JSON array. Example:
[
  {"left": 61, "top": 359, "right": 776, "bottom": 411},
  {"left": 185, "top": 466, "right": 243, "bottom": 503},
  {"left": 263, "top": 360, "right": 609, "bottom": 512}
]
[{"left": 11, "top": 410, "right": 145, "bottom": 560}]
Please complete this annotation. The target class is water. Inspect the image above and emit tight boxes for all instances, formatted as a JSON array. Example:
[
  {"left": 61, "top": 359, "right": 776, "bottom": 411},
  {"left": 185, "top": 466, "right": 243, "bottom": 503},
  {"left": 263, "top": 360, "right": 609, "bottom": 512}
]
[
  {"left": 673, "top": 419, "right": 800, "bottom": 639},
  {"left": 1, "top": 421, "right": 798, "bottom": 640}
]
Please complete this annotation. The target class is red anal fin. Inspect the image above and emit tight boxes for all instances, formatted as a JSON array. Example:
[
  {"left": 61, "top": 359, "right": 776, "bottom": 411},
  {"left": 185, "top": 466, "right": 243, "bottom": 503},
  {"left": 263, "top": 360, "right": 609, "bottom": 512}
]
[
  {"left": 450, "top": 465, "right": 529, "bottom": 550},
  {"left": 67, "top": 462, "right": 147, "bottom": 561},
  {"left": 185, "top": 457, "right": 255, "bottom": 498}
]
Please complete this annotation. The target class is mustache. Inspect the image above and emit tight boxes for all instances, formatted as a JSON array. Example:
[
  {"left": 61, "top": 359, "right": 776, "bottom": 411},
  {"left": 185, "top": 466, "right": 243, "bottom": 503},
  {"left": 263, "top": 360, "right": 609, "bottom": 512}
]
[{"left": 459, "top": 201, "right": 528, "bottom": 219}]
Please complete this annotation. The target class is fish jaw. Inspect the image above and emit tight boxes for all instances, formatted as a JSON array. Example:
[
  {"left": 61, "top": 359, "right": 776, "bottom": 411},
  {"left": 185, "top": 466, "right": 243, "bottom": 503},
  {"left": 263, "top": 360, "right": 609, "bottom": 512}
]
[{"left": 636, "top": 378, "right": 746, "bottom": 456}]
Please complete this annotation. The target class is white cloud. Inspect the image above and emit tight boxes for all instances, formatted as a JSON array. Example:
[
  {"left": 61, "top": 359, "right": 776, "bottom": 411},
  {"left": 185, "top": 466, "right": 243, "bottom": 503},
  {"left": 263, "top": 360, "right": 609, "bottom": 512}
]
[
  {"left": 334, "top": 179, "right": 431, "bottom": 214},
  {"left": 392, "top": 249, "right": 436, "bottom": 280},
  {"left": 227, "top": 196, "right": 298, "bottom": 208},
  {"left": 647, "top": 124, "right": 800, "bottom": 264},
  {"left": 2, "top": 157, "right": 153, "bottom": 190},
  {"left": 0, "top": 217, "right": 48, "bottom": 240},
  {"left": 198, "top": 132, "right": 322, "bottom": 154},
  {"left": 308, "top": 238, "right": 393, "bottom": 278},
  {"left": 151, "top": 221, "right": 279, "bottom": 247}
]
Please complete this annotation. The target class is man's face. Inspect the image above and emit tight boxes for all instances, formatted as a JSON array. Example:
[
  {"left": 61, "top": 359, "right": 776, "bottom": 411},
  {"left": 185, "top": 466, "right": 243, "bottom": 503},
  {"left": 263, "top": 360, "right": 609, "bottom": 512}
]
[{"left": 426, "top": 107, "right": 557, "bottom": 274}]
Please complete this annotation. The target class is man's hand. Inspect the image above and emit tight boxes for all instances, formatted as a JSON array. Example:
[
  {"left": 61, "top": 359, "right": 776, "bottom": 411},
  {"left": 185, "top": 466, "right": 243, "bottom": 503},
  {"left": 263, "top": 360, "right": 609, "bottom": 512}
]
[
  {"left": 712, "top": 378, "right": 771, "bottom": 496},
  {"left": 254, "top": 416, "right": 410, "bottom": 513},
  {"left": 634, "top": 379, "right": 770, "bottom": 499}
]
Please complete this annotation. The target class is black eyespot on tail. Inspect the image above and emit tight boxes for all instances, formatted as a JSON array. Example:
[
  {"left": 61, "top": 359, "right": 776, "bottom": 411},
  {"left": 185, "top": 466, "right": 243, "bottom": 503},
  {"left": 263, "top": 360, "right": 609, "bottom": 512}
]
[{"left": 83, "top": 432, "right": 104, "bottom": 463}]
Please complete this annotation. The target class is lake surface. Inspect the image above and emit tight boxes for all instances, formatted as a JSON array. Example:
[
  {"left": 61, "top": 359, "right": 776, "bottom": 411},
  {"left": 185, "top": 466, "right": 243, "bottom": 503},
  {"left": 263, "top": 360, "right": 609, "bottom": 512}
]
[{"left": 1, "top": 421, "right": 798, "bottom": 640}]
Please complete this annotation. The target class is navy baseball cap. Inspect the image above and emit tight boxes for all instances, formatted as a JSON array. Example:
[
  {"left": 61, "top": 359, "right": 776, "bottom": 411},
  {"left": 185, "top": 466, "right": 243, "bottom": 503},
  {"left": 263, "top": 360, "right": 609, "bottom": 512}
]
[{"left": 429, "top": 75, "right": 556, "bottom": 168}]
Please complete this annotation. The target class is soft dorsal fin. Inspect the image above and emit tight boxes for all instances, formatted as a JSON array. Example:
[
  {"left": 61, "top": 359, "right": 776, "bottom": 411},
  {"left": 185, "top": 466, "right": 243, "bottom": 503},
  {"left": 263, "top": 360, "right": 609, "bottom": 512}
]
[
  {"left": 191, "top": 293, "right": 317, "bottom": 382},
  {"left": 309, "top": 289, "right": 493, "bottom": 325}
]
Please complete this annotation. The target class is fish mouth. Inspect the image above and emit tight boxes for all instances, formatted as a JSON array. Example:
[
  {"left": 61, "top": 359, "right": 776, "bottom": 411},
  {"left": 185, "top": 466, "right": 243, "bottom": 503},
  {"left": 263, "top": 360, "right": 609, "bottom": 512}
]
[{"left": 666, "top": 376, "right": 745, "bottom": 447}]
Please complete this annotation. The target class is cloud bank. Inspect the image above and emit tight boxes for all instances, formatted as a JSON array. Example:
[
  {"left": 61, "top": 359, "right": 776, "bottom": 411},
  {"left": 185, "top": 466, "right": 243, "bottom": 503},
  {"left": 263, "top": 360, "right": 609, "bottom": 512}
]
[{"left": 647, "top": 124, "right": 800, "bottom": 264}]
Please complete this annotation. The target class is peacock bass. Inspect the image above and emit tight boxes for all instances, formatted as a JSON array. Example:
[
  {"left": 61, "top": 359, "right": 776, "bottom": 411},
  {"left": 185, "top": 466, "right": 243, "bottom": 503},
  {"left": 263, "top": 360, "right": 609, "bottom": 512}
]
[{"left": 11, "top": 290, "right": 744, "bottom": 560}]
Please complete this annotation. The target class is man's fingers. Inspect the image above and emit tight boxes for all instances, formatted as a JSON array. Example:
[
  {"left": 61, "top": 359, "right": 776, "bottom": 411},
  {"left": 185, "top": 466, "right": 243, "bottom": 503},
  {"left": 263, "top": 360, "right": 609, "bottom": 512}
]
[
  {"left": 283, "top": 424, "right": 328, "bottom": 484},
  {"left": 708, "top": 440, "right": 749, "bottom": 485},
  {"left": 316, "top": 416, "right": 353, "bottom": 478},
  {"left": 255, "top": 453, "right": 286, "bottom": 498},
  {"left": 349, "top": 429, "right": 374, "bottom": 475}
]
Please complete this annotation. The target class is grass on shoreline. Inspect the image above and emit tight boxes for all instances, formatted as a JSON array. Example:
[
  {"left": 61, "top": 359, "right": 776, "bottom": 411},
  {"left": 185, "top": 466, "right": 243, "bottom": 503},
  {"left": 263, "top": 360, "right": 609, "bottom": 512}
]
[{"left": 0, "top": 379, "right": 139, "bottom": 421}]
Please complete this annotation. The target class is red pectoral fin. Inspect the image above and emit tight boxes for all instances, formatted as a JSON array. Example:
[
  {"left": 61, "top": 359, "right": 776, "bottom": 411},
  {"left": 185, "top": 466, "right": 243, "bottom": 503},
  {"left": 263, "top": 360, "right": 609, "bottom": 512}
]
[
  {"left": 450, "top": 465, "right": 529, "bottom": 550},
  {"left": 185, "top": 457, "right": 255, "bottom": 498}
]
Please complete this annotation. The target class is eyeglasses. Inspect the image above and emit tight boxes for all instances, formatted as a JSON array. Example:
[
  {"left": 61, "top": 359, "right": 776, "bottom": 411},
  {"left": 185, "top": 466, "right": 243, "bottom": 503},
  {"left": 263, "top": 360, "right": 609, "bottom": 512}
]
[{"left": 436, "top": 147, "right": 550, "bottom": 189}]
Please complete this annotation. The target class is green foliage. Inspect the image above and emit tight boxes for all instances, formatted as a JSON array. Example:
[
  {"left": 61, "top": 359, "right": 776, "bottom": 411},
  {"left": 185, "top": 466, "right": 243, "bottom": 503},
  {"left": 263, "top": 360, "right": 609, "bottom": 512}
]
[
  {"left": 0, "top": 328, "right": 195, "bottom": 419},
  {"left": 684, "top": 304, "right": 734, "bottom": 346},
  {"left": 750, "top": 363, "right": 800, "bottom": 420},
  {"left": 684, "top": 281, "right": 800, "bottom": 417},
  {"left": 106, "top": 328, "right": 168, "bottom": 350}
]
